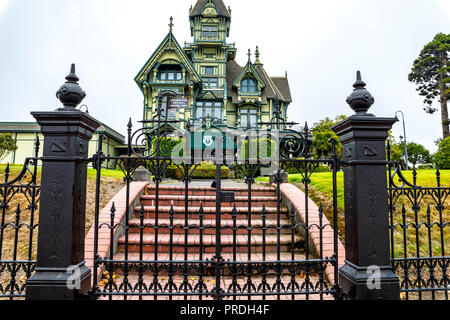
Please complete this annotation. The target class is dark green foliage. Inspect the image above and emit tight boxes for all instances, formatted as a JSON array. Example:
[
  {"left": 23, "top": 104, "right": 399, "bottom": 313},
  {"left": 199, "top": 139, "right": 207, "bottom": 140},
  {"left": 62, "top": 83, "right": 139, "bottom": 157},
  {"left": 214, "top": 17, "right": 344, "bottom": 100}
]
[
  {"left": 387, "top": 131, "right": 406, "bottom": 167},
  {"left": 152, "top": 137, "right": 182, "bottom": 158},
  {"left": 165, "top": 162, "right": 230, "bottom": 180},
  {"left": 434, "top": 137, "right": 450, "bottom": 169},
  {"left": 287, "top": 163, "right": 330, "bottom": 174},
  {"left": 405, "top": 142, "right": 432, "bottom": 165},
  {"left": 312, "top": 115, "right": 346, "bottom": 159},
  {"left": 0, "top": 134, "right": 17, "bottom": 161},
  {"left": 408, "top": 33, "right": 450, "bottom": 138},
  {"left": 238, "top": 137, "right": 276, "bottom": 160}
]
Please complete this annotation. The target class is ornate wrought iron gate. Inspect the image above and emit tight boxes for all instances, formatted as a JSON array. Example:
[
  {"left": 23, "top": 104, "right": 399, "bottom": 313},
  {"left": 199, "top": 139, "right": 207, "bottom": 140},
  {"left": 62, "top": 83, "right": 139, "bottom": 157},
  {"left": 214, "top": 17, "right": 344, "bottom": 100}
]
[{"left": 89, "top": 98, "right": 341, "bottom": 300}]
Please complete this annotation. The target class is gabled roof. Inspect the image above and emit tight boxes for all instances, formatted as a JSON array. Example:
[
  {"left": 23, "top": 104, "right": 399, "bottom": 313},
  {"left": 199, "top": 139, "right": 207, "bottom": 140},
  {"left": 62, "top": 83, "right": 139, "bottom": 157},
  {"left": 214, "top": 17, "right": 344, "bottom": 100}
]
[
  {"left": 232, "top": 60, "right": 266, "bottom": 89},
  {"left": 226, "top": 61, "right": 292, "bottom": 104},
  {"left": 190, "top": 0, "right": 231, "bottom": 18},
  {"left": 134, "top": 31, "right": 201, "bottom": 91},
  {"left": 271, "top": 77, "right": 292, "bottom": 103}
]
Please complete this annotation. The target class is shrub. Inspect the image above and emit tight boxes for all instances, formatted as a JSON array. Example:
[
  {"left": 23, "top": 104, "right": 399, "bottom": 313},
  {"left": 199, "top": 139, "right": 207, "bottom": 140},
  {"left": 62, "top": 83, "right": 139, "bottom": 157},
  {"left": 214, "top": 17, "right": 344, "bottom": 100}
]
[
  {"left": 238, "top": 138, "right": 277, "bottom": 161},
  {"left": 417, "top": 164, "right": 435, "bottom": 170},
  {"left": 165, "top": 162, "right": 230, "bottom": 180},
  {"left": 0, "top": 134, "right": 17, "bottom": 161},
  {"left": 287, "top": 163, "right": 331, "bottom": 174},
  {"left": 152, "top": 137, "right": 183, "bottom": 158},
  {"left": 434, "top": 137, "right": 450, "bottom": 169}
]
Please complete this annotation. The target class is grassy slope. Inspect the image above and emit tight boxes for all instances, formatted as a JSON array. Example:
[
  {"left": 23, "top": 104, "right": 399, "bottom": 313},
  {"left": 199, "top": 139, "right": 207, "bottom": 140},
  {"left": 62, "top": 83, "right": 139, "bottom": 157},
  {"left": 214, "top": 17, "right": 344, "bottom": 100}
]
[
  {"left": 257, "top": 170, "right": 450, "bottom": 210},
  {"left": 0, "top": 164, "right": 125, "bottom": 290},
  {"left": 257, "top": 170, "right": 450, "bottom": 259}
]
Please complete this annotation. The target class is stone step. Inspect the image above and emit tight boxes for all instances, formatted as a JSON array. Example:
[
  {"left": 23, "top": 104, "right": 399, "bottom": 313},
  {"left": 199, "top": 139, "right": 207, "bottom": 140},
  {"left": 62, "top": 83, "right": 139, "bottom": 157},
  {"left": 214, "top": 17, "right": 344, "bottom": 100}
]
[
  {"left": 133, "top": 206, "right": 290, "bottom": 220},
  {"left": 147, "top": 186, "right": 277, "bottom": 197},
  {"left": 128, "top": 218, "right": 295, "bottom": 235},
  {"left": 117, "top": 234, "right": 303, "bottom": 254},
  {"left": 140, "top": 195, "right": 278, "bottom": 208}
]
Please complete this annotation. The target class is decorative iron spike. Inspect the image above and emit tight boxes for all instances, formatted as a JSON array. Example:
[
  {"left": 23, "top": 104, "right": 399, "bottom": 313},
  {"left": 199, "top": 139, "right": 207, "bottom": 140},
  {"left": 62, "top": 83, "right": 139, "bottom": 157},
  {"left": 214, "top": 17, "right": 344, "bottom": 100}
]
[
  {"left": 110, "top": 202, "right": 116, "bottom": 215},
  {"left": 66, "top": 63, "right": 79, "bottom": 82},
  {"left": 15, "top": 203, "right": 21, "bottom": 223},
  {"left": 127, "top": 118, "right": 132, "bottom": 130},
  {"left": 5, "top": 163, "right": 10, "bottom": 175},
  {"left": 304, "top": 121, "right": 309, "bottom": 133}
]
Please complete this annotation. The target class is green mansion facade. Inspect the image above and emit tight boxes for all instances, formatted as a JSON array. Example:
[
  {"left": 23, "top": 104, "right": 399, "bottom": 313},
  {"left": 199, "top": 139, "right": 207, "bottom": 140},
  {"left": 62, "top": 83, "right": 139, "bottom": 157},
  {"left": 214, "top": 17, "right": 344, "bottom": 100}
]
[
  {"left": 0, "top": 0, "right": 293, "bottom": 167},
  {"left": 135, "top": 0, "right": 292, "bottom": 132}
]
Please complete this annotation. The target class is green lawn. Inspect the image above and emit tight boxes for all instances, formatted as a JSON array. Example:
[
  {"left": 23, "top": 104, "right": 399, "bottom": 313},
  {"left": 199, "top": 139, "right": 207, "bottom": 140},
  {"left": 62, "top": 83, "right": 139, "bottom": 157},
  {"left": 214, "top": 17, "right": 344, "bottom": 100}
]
[
  {"left": 257, "top": 170, "right": 450, "bottom": 258},
  {"left": 256, "top": 169, "right": 450, "bottom": 212},
  {"left": 0, "top": 164, "right": 125, "bottom": 181}
]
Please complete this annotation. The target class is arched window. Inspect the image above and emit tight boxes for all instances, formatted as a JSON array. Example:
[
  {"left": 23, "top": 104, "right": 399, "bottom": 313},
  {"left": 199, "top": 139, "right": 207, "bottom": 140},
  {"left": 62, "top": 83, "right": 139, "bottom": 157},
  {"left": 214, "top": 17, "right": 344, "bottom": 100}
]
[{"left": 241, "top": 78, "right": 257, "bottom": 93}]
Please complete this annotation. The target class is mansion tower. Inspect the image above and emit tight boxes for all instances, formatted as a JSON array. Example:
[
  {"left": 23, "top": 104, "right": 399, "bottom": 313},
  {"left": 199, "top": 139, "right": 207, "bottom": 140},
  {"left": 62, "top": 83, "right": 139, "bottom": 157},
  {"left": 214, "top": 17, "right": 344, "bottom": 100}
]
[{"left": 134, "top": 0, "right": 292, "bottom": 132}]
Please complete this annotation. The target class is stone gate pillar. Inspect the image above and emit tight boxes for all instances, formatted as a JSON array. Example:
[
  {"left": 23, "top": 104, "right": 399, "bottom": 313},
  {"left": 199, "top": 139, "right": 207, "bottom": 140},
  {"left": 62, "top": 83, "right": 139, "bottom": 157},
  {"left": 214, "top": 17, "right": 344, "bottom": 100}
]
[
  {"left": 332, "top": 71, "right": 400, "bottom": 300},
  {"left": 26, "top": 64, "right": 101, "bottom": 300}
]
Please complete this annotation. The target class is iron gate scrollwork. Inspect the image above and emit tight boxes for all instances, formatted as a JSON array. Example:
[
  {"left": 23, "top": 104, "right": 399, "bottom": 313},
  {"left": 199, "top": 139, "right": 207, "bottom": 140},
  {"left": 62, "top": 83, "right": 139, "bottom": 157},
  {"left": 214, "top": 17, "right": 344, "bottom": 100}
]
[{"left": 89, "top": 96, "right": 342, "bottom": 300}]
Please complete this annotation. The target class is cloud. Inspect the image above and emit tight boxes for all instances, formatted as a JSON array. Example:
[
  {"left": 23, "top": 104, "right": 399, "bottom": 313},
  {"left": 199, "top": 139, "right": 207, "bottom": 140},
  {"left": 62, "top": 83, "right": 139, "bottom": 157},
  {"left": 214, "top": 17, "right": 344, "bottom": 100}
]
[
  {"left": 0, "top": 0, "right": 10, "bottom": 18},
  {"left": 437, "top": 0, "right": 450, "bottom": 19}
]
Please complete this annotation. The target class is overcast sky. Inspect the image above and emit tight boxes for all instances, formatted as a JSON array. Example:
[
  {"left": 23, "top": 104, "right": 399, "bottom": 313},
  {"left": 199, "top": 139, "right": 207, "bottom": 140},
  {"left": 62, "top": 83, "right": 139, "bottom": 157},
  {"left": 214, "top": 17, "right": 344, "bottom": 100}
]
[{"left": 0, "top": 0, "right": 448, "bottom": 152}]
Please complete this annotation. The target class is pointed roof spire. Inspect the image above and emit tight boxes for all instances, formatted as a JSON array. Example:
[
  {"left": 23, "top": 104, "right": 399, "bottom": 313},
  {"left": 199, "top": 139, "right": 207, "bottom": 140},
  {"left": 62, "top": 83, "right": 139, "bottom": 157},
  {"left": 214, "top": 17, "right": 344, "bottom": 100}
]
[
  {"left": 254, "top": 46, "right": 262, "bottom": 66},
  {"left": 169, "top": 16, "right": 174, "bottom": 33},
  {"left": 247, "top": 49, "right": 252, "bottom": 62}
]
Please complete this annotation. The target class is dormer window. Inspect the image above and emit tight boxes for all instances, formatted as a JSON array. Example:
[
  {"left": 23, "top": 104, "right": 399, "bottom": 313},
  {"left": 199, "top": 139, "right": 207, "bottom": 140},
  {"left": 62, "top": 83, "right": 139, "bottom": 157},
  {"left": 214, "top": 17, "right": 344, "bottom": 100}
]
[
  {"left": 158, "top": 65, "right": 182, "bottom": 82},
  {"left": 241, "top": 78, "right": 257, "bottom": 93}
]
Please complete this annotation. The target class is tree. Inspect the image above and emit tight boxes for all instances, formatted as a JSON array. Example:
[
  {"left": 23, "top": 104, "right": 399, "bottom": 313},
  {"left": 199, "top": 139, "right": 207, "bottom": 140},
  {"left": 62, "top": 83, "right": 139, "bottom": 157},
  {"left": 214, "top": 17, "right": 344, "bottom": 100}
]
[
  {"left": 408, "top": 33, "right": 450, "bottom": 138},
  {"left": 405, "top": 142, "right": 431, "bottom": 165},
  {"left": 312, "top": 115, "right": 347, "bottom": 159},
  {"left": 0, "top": 134, "right": 17, "bottom": 161},
  {"left": 387, "top": 131, "right": 404, "bottom": 166},
  {"left": 434, "top": 136, "right": 450, "bottom": 169}
]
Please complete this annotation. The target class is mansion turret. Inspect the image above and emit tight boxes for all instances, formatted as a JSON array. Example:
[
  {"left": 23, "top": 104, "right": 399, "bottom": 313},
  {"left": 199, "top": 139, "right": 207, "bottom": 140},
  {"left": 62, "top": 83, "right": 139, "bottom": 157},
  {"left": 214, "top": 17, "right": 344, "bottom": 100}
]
[{"left": 134, "top": 0, "right": 292, "bottom": 131}]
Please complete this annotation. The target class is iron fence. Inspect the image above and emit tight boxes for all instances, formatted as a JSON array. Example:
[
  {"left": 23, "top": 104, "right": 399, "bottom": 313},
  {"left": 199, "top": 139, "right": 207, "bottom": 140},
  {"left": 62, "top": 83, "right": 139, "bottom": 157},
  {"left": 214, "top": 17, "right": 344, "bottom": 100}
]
[
  {"left": 0, "top": 138, "right": 40, "bottom": 299},
  {"left": 387, "top": 142, "right": 449, "bottom": 300}
]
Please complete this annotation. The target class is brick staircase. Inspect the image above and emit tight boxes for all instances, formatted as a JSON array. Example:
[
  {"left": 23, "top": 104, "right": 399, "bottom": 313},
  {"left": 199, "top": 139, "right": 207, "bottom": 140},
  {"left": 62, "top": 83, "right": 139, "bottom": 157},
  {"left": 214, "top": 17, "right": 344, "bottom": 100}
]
[
  {"left": 96, "top": 184, "right": 333, "bottom": 300},
  {"left": 115, "top": 185, "right": 304, "bottom": 259}
]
